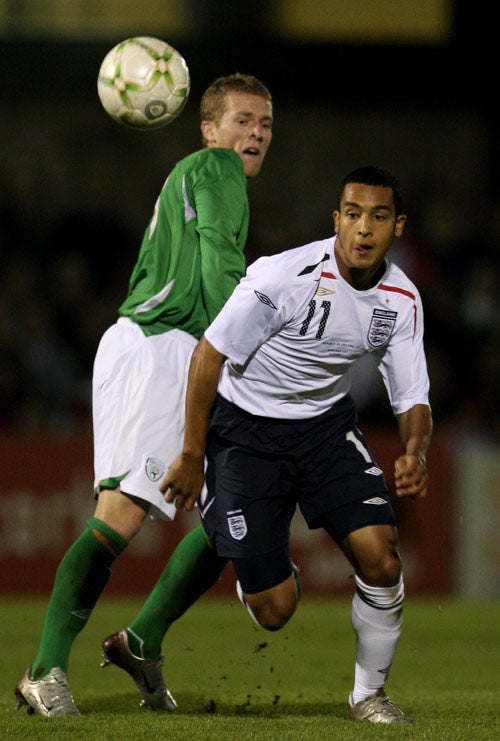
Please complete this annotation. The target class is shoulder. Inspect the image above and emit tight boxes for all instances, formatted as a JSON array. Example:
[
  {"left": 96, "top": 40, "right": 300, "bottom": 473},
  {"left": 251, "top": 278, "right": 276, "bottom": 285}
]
[
  {"left": 250, "top": 237, "right": 333, "bottom": 277},
  {"left": 178, "top": 147, "right": 244, "bottom": 179},
  {"left": 379, "top": 260, "right": 422, "bottom": 302},
  {"left": 245, "top": 238, "right": 333, "bottom": 300}
]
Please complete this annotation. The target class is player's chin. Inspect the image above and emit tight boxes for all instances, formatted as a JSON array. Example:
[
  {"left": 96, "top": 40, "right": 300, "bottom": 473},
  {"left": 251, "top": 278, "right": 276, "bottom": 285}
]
[{"left": 242, "top": 157, "right": 263, "bottom": 177}]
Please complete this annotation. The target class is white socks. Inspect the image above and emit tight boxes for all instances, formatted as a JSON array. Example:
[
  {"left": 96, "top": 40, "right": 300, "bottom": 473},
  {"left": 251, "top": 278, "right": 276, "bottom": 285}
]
[{"left": 350, "top": 574, "right": 405, "bottom": 705}]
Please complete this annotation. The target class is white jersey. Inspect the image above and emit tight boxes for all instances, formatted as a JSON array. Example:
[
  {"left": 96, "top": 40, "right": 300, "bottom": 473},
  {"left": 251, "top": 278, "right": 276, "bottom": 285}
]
[{"left": 205, "top": 235, "right": 430, "bottom": 419}]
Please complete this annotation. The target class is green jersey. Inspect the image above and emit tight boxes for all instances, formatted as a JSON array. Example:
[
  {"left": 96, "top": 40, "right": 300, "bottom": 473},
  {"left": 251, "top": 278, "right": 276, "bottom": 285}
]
[{"left": 119, "top": 147, "right": 249, "bottom": 339}]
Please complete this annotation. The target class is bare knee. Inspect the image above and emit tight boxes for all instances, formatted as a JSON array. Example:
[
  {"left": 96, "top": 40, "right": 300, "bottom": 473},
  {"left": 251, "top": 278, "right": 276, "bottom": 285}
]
[
  {"left": 245, "top": 575, "right": 298, "bottom": 631},
  {"left": 248, "top": 599, "right": 295, "bottom": 631},
  {"left": 343, "top": 524, "right": 402, "bottom": 587},
  {"left": 94, "top": 487, "right": 148, "bottom": 541},
  {"left": 360, "top": 551, "right": 402, "bottom": 587}
]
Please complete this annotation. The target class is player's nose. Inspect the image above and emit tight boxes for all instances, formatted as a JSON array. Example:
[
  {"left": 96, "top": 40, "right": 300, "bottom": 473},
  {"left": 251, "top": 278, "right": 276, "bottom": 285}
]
[
  {"left": 358, "top": 217, "right": 371, "bottom": 235},
  {"left": 249, "top": 122, "right": 265, "bottom": 140}
]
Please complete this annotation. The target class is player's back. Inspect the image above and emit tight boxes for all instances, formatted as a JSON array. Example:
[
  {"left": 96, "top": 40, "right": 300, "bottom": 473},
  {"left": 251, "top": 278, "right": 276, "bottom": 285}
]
[{"left": 119, "top": 148, "right": 248, "bottom": 338}]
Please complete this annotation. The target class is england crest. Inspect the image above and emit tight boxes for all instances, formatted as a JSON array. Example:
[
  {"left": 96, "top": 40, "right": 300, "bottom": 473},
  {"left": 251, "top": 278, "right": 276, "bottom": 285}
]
[
  {"left": 227, "top": 510, "right": 247, "bottom": 540},
  {"left": 367, "top": 308, "right": 396, "bottom": 348}
]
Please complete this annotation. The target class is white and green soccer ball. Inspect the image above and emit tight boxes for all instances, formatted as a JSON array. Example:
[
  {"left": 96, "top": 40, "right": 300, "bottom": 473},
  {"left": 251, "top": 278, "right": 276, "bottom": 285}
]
[{"left": 97, "top": 36, "right": 190, "bottom": 129}]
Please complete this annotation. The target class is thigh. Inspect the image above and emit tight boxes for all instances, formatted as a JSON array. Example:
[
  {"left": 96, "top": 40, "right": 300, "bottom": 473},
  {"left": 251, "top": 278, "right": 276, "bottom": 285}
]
[
  {"left": 319, "top": 493, "right": 396, "bottom": 546},
  {"left": 201, "top": 438, "right": 295, "bottom": 559},
  {"left": 233, "top": 545, "right": 293, "bottom": 594},
  {"left": 319, "top": 496, "right": 400, "bottom": 584},
  {"left": 299, "top": 423, "right": 391, "bottom": 526}
]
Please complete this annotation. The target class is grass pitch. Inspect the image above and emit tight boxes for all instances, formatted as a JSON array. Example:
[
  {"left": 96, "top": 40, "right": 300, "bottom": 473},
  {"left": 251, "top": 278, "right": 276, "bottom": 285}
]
[{"left": 1, "top": 595, "right": 498, "bottom": 739}]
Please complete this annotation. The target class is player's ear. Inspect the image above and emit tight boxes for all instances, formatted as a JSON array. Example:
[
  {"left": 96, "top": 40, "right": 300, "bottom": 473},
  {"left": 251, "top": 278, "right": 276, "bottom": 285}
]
[
  {"left": 201, "top": 120, "right": 216, "bottom": 146},
  {"left": 332, "top": 210, "right": 340, "bottom": 233},
  {"left": 394, "top": 214, "right": 407, "bottom": 237}
]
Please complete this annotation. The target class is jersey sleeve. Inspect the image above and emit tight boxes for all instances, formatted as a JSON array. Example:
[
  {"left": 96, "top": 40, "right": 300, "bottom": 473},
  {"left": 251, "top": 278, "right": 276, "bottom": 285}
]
[
  {"left": 192, "top": 150, "right": 248, "bottom": 323},
  {"left": 377, "top": 290, "right": 430, "bottom": 415},
  {"left": 205, "top": 254, "right": 290, "bottom": 364}
]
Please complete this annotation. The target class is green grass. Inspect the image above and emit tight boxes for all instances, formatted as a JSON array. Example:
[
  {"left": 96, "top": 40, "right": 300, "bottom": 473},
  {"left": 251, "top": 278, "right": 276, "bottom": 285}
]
[{"left": 1, "top": 595, "right": 498, "bottom": 739}]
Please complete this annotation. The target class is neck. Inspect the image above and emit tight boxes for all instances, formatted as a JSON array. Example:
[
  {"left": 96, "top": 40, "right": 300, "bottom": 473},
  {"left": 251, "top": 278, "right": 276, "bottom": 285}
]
[{"left": 349, "top": 261, "right": 385, "bottom": 290}]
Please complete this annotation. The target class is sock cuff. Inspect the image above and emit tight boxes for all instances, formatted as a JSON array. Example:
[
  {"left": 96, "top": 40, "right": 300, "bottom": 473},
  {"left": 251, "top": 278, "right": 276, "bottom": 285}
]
[
  {"left": 354, "top": 574, "right": 405, "bottom": 609},
  {"left": 87, "top": 517, "right": 129, "bottom": 556}
]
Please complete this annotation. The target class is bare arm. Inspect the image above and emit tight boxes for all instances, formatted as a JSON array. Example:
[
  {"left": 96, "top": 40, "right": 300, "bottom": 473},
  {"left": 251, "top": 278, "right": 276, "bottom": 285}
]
[
  {"left": 394, "top": 403, "right": 433, "bottom": 499},
  {"left": 160, "top": 335, "right": 226, "bottom": 511}
]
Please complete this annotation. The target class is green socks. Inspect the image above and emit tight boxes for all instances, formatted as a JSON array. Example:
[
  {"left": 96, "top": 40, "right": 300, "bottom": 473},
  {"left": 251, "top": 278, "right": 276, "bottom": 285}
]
[
  {"left": 126, "top": 524, "right": 228, "bottom": 658},
  {"left": 30, "top": 517, "right": 128, "bottom": 679},
  {"left": 29, "top": 520, "right": 227, "bottom": 675}
]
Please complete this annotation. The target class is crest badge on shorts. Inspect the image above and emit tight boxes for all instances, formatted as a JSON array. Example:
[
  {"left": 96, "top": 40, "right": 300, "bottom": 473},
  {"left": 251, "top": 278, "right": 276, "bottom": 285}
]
[
  {"left": 145, "top": 457, "right": 165, "bottom": 482},
  {"left": 367, "top": 308, "right": 397, "bottom": 348},
  {"left": 227, "top": 510, "right": 247, "bottom": 540}
]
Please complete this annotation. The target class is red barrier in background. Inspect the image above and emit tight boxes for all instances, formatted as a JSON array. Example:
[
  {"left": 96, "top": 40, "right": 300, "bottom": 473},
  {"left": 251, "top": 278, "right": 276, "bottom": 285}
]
[{"left": 0, "top": 429, "right": 453, "bottom": 596}]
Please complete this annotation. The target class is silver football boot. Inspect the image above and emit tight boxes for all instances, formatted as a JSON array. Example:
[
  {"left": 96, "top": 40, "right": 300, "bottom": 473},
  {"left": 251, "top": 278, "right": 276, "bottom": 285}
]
[
  {"left": 15, "top": 667, "right": 80, "bottom": 717},
  {"left": 349, "top": 688, "right": 416, "bottom": 724}
]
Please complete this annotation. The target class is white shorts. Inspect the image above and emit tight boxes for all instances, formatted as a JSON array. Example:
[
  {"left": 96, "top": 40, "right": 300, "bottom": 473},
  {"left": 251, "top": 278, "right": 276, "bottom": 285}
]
[{"left": 92, "top": 317, "right": 197, "bottom": 521}]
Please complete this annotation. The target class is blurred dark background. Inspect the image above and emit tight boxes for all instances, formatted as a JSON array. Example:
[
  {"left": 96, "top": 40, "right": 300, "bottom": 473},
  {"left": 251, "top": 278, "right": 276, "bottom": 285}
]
[
  {"left": 0, "top": 0, "right": 497, "bottom": 437},
  {"left": 0, "top": 1, "right": 498, "bottom": 597}
]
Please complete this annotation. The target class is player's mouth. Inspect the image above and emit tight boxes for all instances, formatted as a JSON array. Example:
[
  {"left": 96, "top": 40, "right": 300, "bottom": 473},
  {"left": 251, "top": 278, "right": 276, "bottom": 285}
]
[
  {"left": 354, "top": 243, "right": 373, "bottom": 256},
  {"left": 242, "top": 146, "right": 261, "bottom": 157}
]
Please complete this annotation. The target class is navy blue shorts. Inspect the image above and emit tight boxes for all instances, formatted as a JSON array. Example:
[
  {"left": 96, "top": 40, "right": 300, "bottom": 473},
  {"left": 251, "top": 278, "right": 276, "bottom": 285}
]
[{"left": 200, "top": 393, "right": 396, "bottom": 559}]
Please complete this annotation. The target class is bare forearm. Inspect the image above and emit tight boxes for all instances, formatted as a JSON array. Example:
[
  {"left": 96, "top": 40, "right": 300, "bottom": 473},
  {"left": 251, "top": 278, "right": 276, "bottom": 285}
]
[
  {"left": 160, "top": 335, "right": 225, "bottom": 511},
  {"left": 182, "top": 335, "right": 225, "bottom": 458},
  {"left": 394, "top": 404, "right": 433, "bottom": 499},
  {"left": 397, "top": 403, "right": 433, "bottom": 461}
]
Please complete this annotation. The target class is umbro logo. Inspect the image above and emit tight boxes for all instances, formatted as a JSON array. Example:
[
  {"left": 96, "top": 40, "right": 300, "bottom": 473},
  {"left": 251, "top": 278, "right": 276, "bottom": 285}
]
[
  {"left": 364, "top": 466, "right": 383, "bottom": 476},
  {"left": 363, "top": 497, "right": 387, "bottom": 505},
  {"left": 254, "top": 290, "right": 277, "bottom": 309},
  {"left": 71, "top": 609, "right": 92, "bottom": 620},
  {"left": 378, "top": 664, "right": 392, "bottom": 675}
]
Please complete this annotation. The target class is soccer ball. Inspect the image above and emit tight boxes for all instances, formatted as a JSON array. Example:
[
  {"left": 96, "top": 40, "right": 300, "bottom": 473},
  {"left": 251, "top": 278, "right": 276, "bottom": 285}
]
[{"left": 97, "top": 36, "right": 190, "bottom": 130}]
